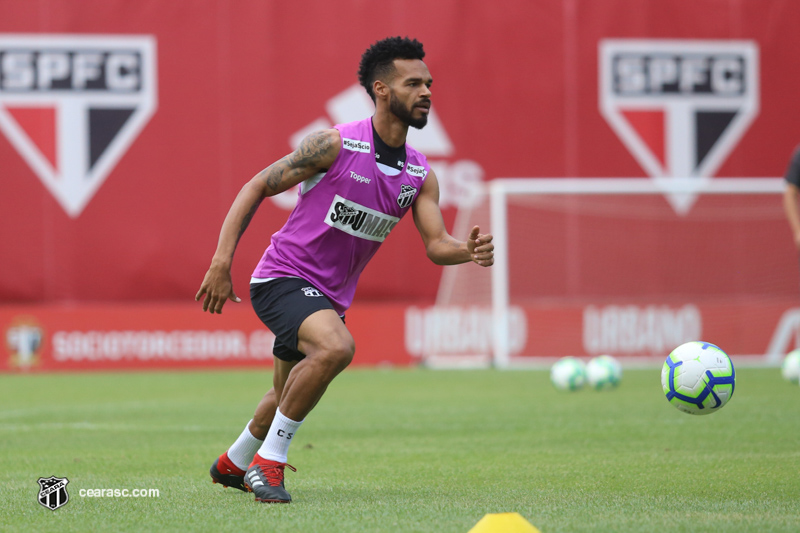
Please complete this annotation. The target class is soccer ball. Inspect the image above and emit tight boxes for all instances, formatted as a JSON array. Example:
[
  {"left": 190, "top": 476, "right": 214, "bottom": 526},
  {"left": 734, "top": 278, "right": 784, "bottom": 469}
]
[
  {"left": 661, "top": 341, "right": 735, "bottom": 415},
  {"left": 781, "top": 349, "right": 800, "bottom": 383},
  {"left": 586, "top": 355, "right": 622, "bottom": 390},
  {"left": 550, "top": 357, "right": 586, "bottom": 391}
]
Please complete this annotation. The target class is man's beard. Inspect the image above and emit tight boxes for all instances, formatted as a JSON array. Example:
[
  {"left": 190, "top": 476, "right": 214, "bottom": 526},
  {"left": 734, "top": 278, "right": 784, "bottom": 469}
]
[{"left": 389, "top": 92, "right": 428, "bottom": 129}]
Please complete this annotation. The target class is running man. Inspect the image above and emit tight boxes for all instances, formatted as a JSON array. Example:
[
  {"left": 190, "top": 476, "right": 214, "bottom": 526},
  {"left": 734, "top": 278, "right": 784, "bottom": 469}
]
[{"left": 196, "top": 36, "right": 494, "bottom": 503}]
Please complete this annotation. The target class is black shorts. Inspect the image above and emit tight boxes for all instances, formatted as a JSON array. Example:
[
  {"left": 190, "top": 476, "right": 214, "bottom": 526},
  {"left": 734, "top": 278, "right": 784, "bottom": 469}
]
[{"left": 250, "top": 277, "right": 341, "bottom": 362}]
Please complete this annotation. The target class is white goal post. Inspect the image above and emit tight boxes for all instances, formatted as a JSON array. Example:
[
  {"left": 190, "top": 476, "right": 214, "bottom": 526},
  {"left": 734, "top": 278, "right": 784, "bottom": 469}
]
[{"left": 488, "top": 177, "right": 787, "bottom": 369}]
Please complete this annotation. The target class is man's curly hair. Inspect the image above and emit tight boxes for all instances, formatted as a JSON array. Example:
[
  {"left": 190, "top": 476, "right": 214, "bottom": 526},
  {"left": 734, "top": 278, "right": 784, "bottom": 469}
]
[{"left": 358, "top": 36, "right": 425, "bottom": 103}]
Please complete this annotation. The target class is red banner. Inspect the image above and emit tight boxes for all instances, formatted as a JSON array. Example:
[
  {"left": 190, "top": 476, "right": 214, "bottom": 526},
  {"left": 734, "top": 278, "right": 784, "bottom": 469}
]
[
  {"left": 406, "top": 300, "right": 797, "bottom": 363},
  {"left": 4, "top": 300, "right": 795, "bottom": 372},
  {"left": 1, "top": 303, "right": 411, "bottom": 372}
]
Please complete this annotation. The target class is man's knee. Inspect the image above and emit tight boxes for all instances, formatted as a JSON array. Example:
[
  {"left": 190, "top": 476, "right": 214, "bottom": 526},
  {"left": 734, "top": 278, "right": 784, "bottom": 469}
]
[
  {"left": 313, "top": 337, "right": 355, "bottom": 371},
  {"left": 297, "top": 310, "right": 355, "bottom": 371}
]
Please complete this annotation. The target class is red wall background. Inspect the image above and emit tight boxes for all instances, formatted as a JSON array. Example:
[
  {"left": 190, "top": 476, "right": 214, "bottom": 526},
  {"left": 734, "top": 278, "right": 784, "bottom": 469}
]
[{"left": 3, "top": 0, "right": 799, "bottom": 305}]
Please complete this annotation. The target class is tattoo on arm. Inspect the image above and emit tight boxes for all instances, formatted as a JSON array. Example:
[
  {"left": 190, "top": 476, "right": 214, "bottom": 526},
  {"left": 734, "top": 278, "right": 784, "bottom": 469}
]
[
  {"left": 291, "top": 130, "right": 333, "bottom": 168},
  {"left": 236, "top": 197, "right": 264, "bottom": 245},
  {"left": 260, "top": 130, "right": 334, "bottom": 194},
  {"left": 263, "top": 158, "right": 290, "bottom": 193}
]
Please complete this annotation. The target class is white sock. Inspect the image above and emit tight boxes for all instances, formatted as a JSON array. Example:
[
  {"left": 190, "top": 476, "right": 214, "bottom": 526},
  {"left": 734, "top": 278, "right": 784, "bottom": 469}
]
[
  {"left": 226, "top": 420, "right": 263, "bottom": 471},
  {"left": 256, "top": 408, "right": 303, "bottom": 463}
]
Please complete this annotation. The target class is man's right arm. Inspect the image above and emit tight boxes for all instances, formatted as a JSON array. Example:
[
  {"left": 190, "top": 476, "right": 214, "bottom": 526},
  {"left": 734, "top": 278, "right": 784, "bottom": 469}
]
[{"left": 195, "top": 129, "right": 341, "bottom": 313}]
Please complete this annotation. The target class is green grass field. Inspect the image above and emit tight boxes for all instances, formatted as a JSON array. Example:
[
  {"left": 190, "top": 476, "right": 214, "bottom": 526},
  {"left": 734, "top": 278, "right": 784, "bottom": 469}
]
[{"left": 1, "top": 366, "right": 799, "bottom": 532}]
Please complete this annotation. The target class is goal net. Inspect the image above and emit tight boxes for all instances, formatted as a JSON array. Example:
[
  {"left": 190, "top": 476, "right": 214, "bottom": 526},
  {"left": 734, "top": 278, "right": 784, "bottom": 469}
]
[{"left": 431, "top": 177, "right": 793, "bottom": 368}]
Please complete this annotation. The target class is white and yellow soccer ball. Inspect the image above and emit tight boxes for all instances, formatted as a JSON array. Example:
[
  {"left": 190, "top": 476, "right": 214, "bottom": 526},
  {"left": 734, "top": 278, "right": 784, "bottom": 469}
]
[
  {"left": 661, "top": 341, "right": 735, "bottom": 415},
  {"left": 586, "top": 355, "right": 622, "bottom": 390},
  {"left": 780, "top": 349, "right": 800, "bottom": 383},
  {"left": 550, "top": 356, "right": 586, "bottom": 391}
]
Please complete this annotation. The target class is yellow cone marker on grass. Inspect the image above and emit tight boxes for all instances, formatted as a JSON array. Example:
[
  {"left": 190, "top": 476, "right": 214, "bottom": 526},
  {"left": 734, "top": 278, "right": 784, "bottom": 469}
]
[{"left": 468, "top": 512, "right": 541, "bottom": 533}]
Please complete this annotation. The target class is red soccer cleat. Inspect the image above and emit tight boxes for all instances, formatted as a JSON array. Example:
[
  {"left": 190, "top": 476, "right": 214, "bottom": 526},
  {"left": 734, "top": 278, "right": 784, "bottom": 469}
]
[
  {"left": 243, "top": 454, "right": 297, "bottom": 503},
  {"left": 209, "top": 452, "right": 247, "bottom": 492}
]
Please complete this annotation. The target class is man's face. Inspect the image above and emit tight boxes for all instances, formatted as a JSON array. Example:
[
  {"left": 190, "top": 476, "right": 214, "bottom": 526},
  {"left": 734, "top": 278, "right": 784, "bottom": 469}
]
[{"left": 387, "top": 59, "right": 432, "bottom": 129}]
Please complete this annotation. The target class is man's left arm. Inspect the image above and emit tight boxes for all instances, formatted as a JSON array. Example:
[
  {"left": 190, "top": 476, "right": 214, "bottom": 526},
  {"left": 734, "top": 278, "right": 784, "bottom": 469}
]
[{"left": 411, "top": 169, "right": 494, "bottom": 266}]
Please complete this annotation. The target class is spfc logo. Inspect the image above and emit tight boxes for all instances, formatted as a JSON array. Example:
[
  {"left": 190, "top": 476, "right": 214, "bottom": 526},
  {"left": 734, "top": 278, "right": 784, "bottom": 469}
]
[
  {"left": 0, "top": 34, "right": 158, "bottom": 217},
  {"left": 600, "top": 39, "right": 759, "bottom": 213},
  {"left": 397, "top": 184, "right": 417, "bottom": 209},
  {"left": 37, "top": 476, "right": 69, "bottom": 510}
]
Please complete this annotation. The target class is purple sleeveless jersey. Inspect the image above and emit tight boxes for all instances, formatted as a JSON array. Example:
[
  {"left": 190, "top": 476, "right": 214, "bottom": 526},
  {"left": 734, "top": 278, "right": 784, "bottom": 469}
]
[{"left": 252, "top": 117, "right": 430, "bottom": 315}]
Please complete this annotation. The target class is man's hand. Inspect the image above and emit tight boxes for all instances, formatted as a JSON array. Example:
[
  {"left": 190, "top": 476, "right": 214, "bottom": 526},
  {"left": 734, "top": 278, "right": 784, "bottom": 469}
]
[
  {"left": 195, "top": 264, "right": 241, "bottom": 314},
  {"left": 466, "top": 225, "right": 494, "bottom": 267}
]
